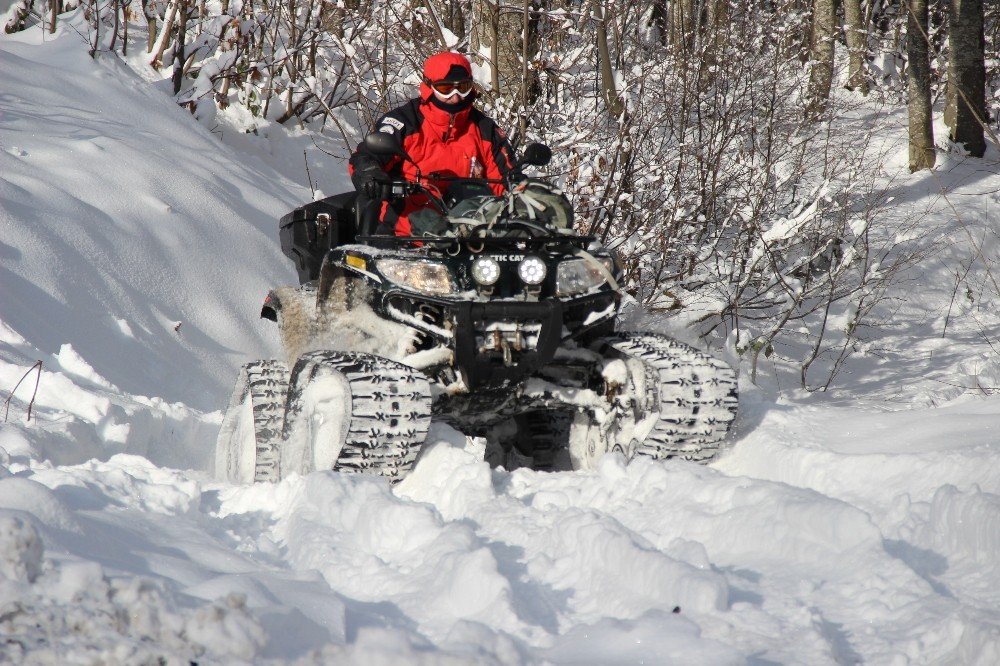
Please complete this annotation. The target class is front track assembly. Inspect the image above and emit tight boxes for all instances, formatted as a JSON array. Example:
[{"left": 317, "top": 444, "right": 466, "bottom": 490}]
[
  {"left": 281, "top": 350, "right": 433, "bottom": 481},
  {"left": 216, "top": 359, "right": 290, "bottom": 483},
  {"left": 217, "top": 352, "right": 432, "bottom": 483},
  {"left": 598, "top": 332, "right": 739, "bottom": 463}
]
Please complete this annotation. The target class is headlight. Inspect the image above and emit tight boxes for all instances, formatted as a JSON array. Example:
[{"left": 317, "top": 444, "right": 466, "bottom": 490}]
[
  {"left": 471, "top": 256, "right": 501, "bottom": 286},
  {"left": 517, "top": 255, "right": 547, "bottom": 285},
  {"left": 556, "top": 258, "right": 607, "bottom": 295},
  {"left": 378, "top": 259, "right": 455, "bottom": 295}
]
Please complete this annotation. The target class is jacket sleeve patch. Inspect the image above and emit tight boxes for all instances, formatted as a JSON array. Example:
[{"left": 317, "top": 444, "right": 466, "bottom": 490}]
[{"left": 383, "top": 116, "right": 405, "bottom": 130}]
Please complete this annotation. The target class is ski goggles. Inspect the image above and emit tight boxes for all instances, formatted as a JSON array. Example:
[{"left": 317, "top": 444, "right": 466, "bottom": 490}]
[{"left": 426, "top": 78, "right": 475, "bottom": 98}]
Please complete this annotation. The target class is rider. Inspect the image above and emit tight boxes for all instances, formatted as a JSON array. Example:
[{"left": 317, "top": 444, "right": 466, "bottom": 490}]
[{"left": 349, "top": 51, "right": 518, "bottom": 237}]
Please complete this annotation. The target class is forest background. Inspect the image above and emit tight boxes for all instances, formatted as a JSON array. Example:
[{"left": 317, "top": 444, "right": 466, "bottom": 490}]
[{"left": 5, "top": 0, "right": 998, "bottom": 393}]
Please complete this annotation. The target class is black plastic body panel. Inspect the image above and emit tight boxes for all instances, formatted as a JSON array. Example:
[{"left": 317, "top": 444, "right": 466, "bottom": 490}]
[{"left": 279, "top": 191, "right": 359, "bottom": 283}]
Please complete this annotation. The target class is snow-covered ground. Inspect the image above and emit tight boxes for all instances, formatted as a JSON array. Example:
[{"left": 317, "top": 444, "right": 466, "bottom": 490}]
[{"left": 2, "top": 15, "right": 1000, "bottom": 665}]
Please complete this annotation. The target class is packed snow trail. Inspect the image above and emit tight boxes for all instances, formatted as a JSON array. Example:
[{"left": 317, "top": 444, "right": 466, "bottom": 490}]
[{"left": 7, "top": 410, "right": 1000, "bottom": 663}]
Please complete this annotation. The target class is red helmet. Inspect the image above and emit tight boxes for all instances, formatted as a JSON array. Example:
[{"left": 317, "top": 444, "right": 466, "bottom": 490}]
[{"left": 420, "top": 52, "right": 474, "bottom": 101}]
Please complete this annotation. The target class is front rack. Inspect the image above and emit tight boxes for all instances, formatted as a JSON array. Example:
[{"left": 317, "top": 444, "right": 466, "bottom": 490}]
[{"left": 355, "top": 234, "right": 596, "bottom": 253}]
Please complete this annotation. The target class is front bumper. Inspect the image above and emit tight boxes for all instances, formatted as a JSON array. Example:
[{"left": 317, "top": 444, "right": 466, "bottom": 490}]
[{"left": 381, "top": 290, "right": 617, "bottom": 389}]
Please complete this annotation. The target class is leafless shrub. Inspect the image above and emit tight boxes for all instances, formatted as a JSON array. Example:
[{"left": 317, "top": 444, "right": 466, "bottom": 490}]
[{"left": 65, "top": 0, "right": 944, "bottom": 390}]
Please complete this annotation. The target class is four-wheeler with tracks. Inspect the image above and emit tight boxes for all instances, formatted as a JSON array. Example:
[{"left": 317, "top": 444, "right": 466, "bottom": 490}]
[{"left": 216, "top": 134, "right": 738, "bottom": 483}]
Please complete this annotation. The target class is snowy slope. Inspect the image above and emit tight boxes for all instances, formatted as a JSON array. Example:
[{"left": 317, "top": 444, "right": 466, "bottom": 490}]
[
  {"left": 1, "top": 28, "right": 304, "bottom": 413},
  {"left": 2, "top": 17, "right": 1000, "bottom": 665}
]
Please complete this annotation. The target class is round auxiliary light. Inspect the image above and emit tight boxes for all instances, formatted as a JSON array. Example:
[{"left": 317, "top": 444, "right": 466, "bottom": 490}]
[
  {"left": 471, "top": 256, "right": 501, "bottom": 286},
  {"left": 518, "top": 255, "right": 547, "bottom": 286}
]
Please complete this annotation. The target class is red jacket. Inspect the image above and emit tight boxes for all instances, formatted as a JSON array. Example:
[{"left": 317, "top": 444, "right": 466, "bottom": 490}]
[{"left": 349, "top": 54, "right": 516, "bottom": 236}]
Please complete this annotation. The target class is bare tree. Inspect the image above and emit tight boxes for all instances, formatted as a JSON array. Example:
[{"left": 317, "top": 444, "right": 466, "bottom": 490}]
[
  {"left": 947, "top": 0, "right": 986, "bottom": 157},
  {"left": 472, "top": 0, "right": 501, "bottom": 92},
  {"left": 844, "top": 0, "right": 868, "bottom": 93},
  {"left": 908, "top": 0, "right": 935, "bottom": 171},
  {"left": 670, "top": 0, "right": 694, "bottom": 50},
  {"left": 149, "top": 0, "right": 180, "bottom": 69},
  {"left": 475, "top": 0, "right": 528, "bottom": 98},
  {"left": 171, "top": 0, "right": 190, "bottom": 94},
  {"left": 649, "top": 0, "right": 666, "bottom": 45},
  {"left": 143, "top": 0, "right": 158, "bottom": 52},
  {"left": 807, "top": 0, "right": 835, "bottom": 119},
  {"left": 594, "top": 0, "right": 623, "bottom": 118}
]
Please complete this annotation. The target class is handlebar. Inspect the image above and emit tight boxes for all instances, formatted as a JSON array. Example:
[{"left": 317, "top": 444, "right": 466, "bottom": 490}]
[
  {"left": 380, "top": 178, "right": 446, "bottom": 213},
  {"left": 381, "top": 175, "right": 502, "bottom": 214}
]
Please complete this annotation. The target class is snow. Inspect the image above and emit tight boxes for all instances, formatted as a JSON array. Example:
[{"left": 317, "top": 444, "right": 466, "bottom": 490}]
[{"left": 2, "top": 16, "right": 1000, "bottom": 665}]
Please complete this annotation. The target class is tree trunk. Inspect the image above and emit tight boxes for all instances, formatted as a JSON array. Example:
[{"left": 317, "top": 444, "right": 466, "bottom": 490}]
[
  {"left": 806, "top": 0, "right": 835, "bottom": 119},
  {"left": 171, "top": 0, "right": 188, "bottom": 94},
  {"left": 706, "top": 0, "right": 727, "bottom": 34},
  {"left": 452, "top": 0, "right": 466, "bottom": 40},
  {"left": 519, "top": 0, "right": 531, "bottom": 139},
  {"left": 778, "top": 0, "right": 811, "bottom": 62},
  {"left": 420, "top": 0, "right": 450, "bottom": 49},
  {"left": 110, "top": 0, "right": 121, "bottom": 53},
  {"left": 593, "top": 0, "right": 622, "bottom": 118},
  {"left": 670, "top": 0, "right": 694, "bottom": 52},
  {"left": 472, "top": 0, "right": 538, "bottom": 107},
  {"left": 948, "top": 0, "right": 986, "bottom": 157},
  {"left": 908, "top": 0, "right": 935, "bottom": 171},
  {"left": 472, "top": 0, "right": 501, "bottom": 93},
  {"left": 149, "top": 0, "right": 179, "bottom": 68},
  {"left": 702, "top": 0, "right": 728, "bottom": 73},
  {"left": 843, "top": 0, "right": 868, "bottom": 93},
  {"left": 144, "top": 0, "right": 157, "bottom": 52},
  {"left": 432, "top": 0, "right": 466, "bottom": 39},
  {"left": 496, "top": 0, "right": 524, "bottom": 97},
  {"left": 89, "top": 0, "right": 99, "bottom": 57},
  {"left": 650, "top": 0, "right": 666, "bottom": 46},
  {"left": 284, "top": 0, "right": 298, "bottom": 121}
]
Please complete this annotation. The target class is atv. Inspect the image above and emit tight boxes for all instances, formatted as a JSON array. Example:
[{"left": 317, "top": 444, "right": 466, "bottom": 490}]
[{"left": 215, "top": 134, "right": 738, "bottom": 483}]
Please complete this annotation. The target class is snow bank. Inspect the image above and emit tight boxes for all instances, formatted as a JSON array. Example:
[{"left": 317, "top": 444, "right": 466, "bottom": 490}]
[
  {"left": 0, "top": 502, "right": 266, "bottom": 664},
  {"left": 1, "top": 23, "right": 303, "bottom": 411}
]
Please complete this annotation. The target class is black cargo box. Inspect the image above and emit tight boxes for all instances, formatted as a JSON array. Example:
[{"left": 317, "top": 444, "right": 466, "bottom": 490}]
[{"left": 279, "top": 191, "right": 358, "bottom": 284}]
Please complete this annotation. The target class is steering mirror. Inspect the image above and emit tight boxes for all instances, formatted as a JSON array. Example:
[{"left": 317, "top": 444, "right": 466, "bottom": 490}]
[{"left": 517, "top": 143, "right": 552, "bottom": 168}]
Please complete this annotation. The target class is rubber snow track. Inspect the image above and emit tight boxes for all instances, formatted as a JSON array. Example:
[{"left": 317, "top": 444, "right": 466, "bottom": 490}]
[
  {"left": 601, "top": 332, "right": 739, "bottom": 462},
  {"left": 216, "top": 359, "right": 289, "bottom": 483},
  {"left": 284, "top": 351, "right": 433, "bottom": 481}
]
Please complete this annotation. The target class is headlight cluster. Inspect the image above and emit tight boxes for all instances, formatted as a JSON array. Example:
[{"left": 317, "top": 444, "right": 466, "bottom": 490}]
[
  {"left": 377, "top": 254, "right": 611, "bottom": 296},
  {"left": 470, "top": 255, "right": 613, "bottom": 293},
  {"left": 517, "top": 256, "right": 547, "bottom": 286},
  {"left": 470, "top": 255, "right": 549, "bottom": 288},
  {"left": 471, "top": 256, "right": 501, "bottom": 286},
  {"left": 556, "top": 258, "right": 611, "bottom": 295},
  {"left": 378, "top": 259, "right": 456, "bottom": 295}
]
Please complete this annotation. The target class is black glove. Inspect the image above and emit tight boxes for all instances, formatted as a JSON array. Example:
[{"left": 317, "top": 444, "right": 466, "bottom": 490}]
[{"left": 352, "top": 165, "right": 392, "bottom": 200}]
